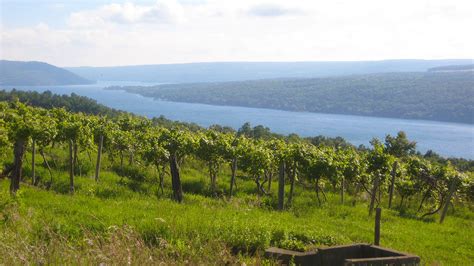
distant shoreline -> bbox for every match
[106,71,474,125]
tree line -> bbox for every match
[0,89,122,117]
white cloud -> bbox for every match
[1,0,473,66]
[68,0,185,27]
[247,4,306,17]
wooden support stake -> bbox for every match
[388,161,398,208]
[95,135,103,182]
[369,176,379,216]
[374,207,381,246]
[229,158,237,198]
[340,176,345,204]
[69,139,75,194]
[31,139,36,185]
[278,162,285,210]
[440,181,457,224]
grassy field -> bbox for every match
[0,153,473,265]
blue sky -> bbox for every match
[1,0,473,67]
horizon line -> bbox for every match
[1,58,473,68]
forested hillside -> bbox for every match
[0,60,92,86]
[0,89,122,116]
[112,72,474,124]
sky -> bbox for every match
[0,0,473,67]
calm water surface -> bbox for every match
[4,81,473,159]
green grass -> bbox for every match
[0,153,473,265]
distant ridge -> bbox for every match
[67,59,473,83]
[0,60,93,86]
[428,64,474,72]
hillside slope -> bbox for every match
[111,72,474,124]
[0,60,93,86]
[1,92,472,264]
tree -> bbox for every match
[237,122,252,138]
[267,139,290,210]
[385,131,417,158]
[297,145,334,205]
[385,131,417,208]
[114,115,150,167]
[0,102,10,172]
[334,148,364,204]
[141,127,170,196]
[239,139,272,196]
[401,157,432,211]
[398,157,424,209]
[420,163,459,219]
[110,126,134,172]
[195,130,228,194]
[90,116,115,182]
[208,124,236,134]
[237,122,274,139]
[4,102,37,194]
[159,127,196,202]
[53,110,93,193]
[225,136,246,198]
[366,139,393,215]
[264,139,286,192]
[286,142,305,205]
[30,108,57,186]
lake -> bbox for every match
[4,81,473,159]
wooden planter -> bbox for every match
[265,244,420,266]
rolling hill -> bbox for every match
[0,60,93,86]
